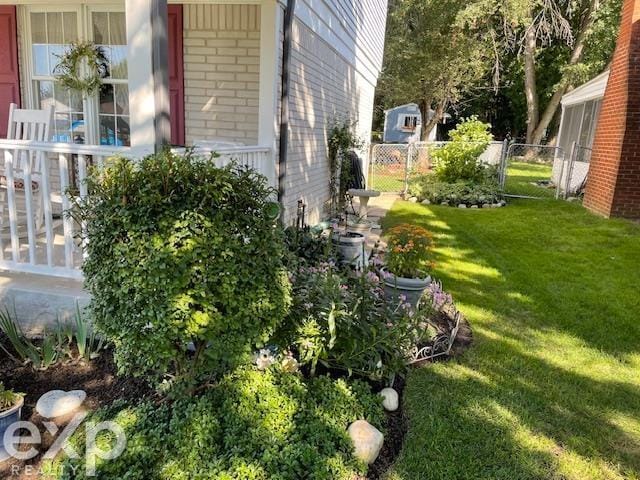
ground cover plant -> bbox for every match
[382,197,640,480]
[51,366,385,480]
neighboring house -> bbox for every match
[382,103,438,143]
[0,0,388,328]
[552,70,608,191]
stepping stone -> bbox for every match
[36,390,86,418]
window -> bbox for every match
[24,6,130,146]
[91,11,129,146]
[399,114,418,132]
[30,11,83,143]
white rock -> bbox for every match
[379,388,399,411]
[408,197,418,203]
[470,205,479,209]
[36,390,86,418]
[482,204,491,209]
[492,203,502,208]
[347,420,384,464]
[499,200,507,206]
[440,202,449,206]
[421,199,431,205]
[458,204,467,209]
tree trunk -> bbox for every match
[420,99,446,141]
[524,25,539,144]
[529,0,600,145]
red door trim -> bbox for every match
[168,4,185,146]
[0,6,21,139]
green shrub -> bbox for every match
[276,262,432,381]
[409,172,502,206]
[53,366,384,480]
[433,117,493,183]
[74,151,291,391]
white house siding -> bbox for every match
[182,4,261,146]
[283,0,388,225]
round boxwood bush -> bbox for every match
[75,151,291,389]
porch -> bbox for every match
[0,0,282,283]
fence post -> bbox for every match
[499,139,510,189]
[404,143,413,197]
[559,142,576,200]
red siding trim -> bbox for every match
[168,4,185,146]
[0,6,21,139]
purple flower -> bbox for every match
[366,271,380,283]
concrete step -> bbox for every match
[0,270,89,336]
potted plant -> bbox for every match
[381,224,434,307]
[346,213,372,235]
[0,383,24,440]
[332,221,366,268]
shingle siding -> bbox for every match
[183,4,261,146]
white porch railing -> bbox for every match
[0,140,273,280]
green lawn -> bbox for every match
[382,198,640,480]
[505,161,556,198]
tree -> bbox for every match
[465,0,622,144]
[377,0,491,140]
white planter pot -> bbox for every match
[382,268,432,308]
[333,232,366,267]
[346,221,372,235]
[0,396,23,442]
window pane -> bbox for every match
[110,13,126,45]
[110,46,127,79]
[93,12,109,44]
[49,45,67,76]
[53,114,71,143]
[32,45,49,76]
[53,83,71,113]
[71,114,85,144]
[37,81,54,109]
[99,84,115,114]
[47,13,63,44]
[31,13,47,43]
[99,115,116,145]
[114,84,129,115]
[63,12,78,43]
[70,89,83,112]
[116,116,130,146]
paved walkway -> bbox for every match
[350,193,399,251]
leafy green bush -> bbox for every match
[433,117,493,183]
[276,262,432,381]
[74,151,291,391]
[53,366,384,480]
[409,172,502,206]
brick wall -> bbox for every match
[182,4,261,146]
[584,0,640,219]
[283,19,376,225]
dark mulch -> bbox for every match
[0,350,154,479]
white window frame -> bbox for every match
[18,4,128,146]
[398,114,419,132]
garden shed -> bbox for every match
[552,70,608,191]
[384,103,427,143]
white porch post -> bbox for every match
[126,0,171,156]
[258,0,283,188]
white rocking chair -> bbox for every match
[1,103,54,234]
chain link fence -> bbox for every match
[500,143,566,199]
[368,141,506,194]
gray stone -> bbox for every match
[347,420,384,464]
[440,202,449,206]
[36,390,86,418]
[492,203,502,208]
[379,388,399,411]
[421,199,431,205]
[458,204,467,209]
[499,200,507,206]
[408,197,418,203]
[482,204,491,209]
[470,205,479,209]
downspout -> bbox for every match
[278,0,295,211]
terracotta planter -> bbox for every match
[382,268,432,308]
[332,232,366,267]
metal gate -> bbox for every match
[561,142,592,198]
[369,141,506,194]
[499,143,566,199]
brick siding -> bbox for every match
[584,0,640,219]
[182,4,261,146]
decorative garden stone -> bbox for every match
[440,201,449,206]
[482,204,491,209]
[347,420,384,464]
[458,204,467,209]
[379,387,399,411]
[36,390,86,418]
[421,199,431,205]
[408,197,418,203]
[281,356,299,373]
[470,205,479,209]
[255,349,275,370]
